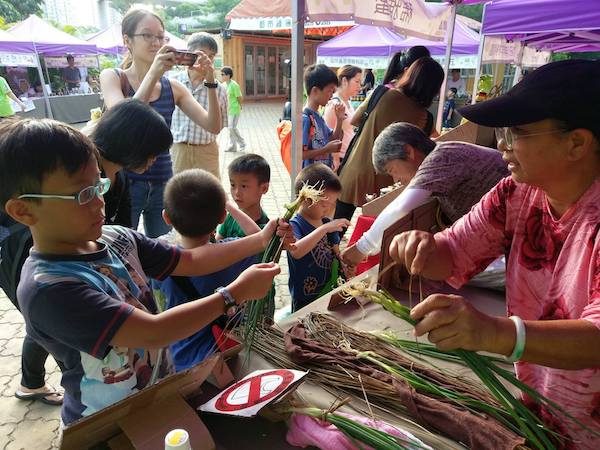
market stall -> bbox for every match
[227,0,453,198]
[7,15,101,123]
[18,93,102,123]
[469,0,600,102]
[61,266,513,450]
[316,18,480,70]
[316,17,479,127]
[0,29,53,117]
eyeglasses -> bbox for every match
[18,178,111,206]
[132,33,170,44]
[495,127,568,150]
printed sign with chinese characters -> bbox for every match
[306,0,450,41]
[0,52,37,67]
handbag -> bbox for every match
[337,84,389,175]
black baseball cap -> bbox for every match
[459,59,600,132]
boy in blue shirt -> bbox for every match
[302,64,345,169]
[154,169,263,371]
[0,118,282,426]
[287,163,351,312]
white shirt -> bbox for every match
[170,70,228,145]
[447,77,466,96]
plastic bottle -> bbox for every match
[164,429,192,450]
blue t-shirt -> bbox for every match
[302,107,333,168]
[17,226,180,426]
[152,240,257,372]
[288,215,341,312]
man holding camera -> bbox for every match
[170,32,228,179]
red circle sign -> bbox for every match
[214,369,296,412]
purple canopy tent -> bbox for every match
[316,22,479,58]
[483,0,600,53]
[0,29,35,54]
[317,25,407,59]
[6,15,102,119]
[317,18,479,69]
[9,15,98,56]
[0,26,55,118]
[468,0,600,102]
[88,23,188,56]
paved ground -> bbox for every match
[0,100,303,449]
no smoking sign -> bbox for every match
[199,369,308,417]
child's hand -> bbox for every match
[260,219,294,249]
[334,102,346,121]
[323,218,351,233]
[276,219,297,251]
[228,263,281,302]
[324,139,343,154]
[260,219,277,248]
[225,200,238,213]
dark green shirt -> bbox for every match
[217,209,269,239]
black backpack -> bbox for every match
[337,84,389,175]
[0,212,32,308]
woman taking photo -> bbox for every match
[323,65,362,171]
[335,56,444,222]
[100,8,221,237]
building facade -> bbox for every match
[43,0,121,29]
[220,31,320,100]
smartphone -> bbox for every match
[173,51,197,67]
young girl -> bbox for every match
[100,9,221,237]
[323,65,362,171]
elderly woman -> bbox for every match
[342,122,508,266]
[388,59,600,448]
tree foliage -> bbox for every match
[165,0,240,30]
[0,0,43,23]
[109,0,144,15]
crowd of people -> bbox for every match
[0,6,599,448]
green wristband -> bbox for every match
[506,315,526,363]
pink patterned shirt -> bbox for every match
[437,177,600,449]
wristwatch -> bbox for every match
[216,286,238,317]
[204,81,218,89]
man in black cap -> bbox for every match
[388,59,600,447]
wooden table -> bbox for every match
[209,267,508,449]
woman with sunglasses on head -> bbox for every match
[100,8,221,238]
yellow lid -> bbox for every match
[164,429,189,449]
